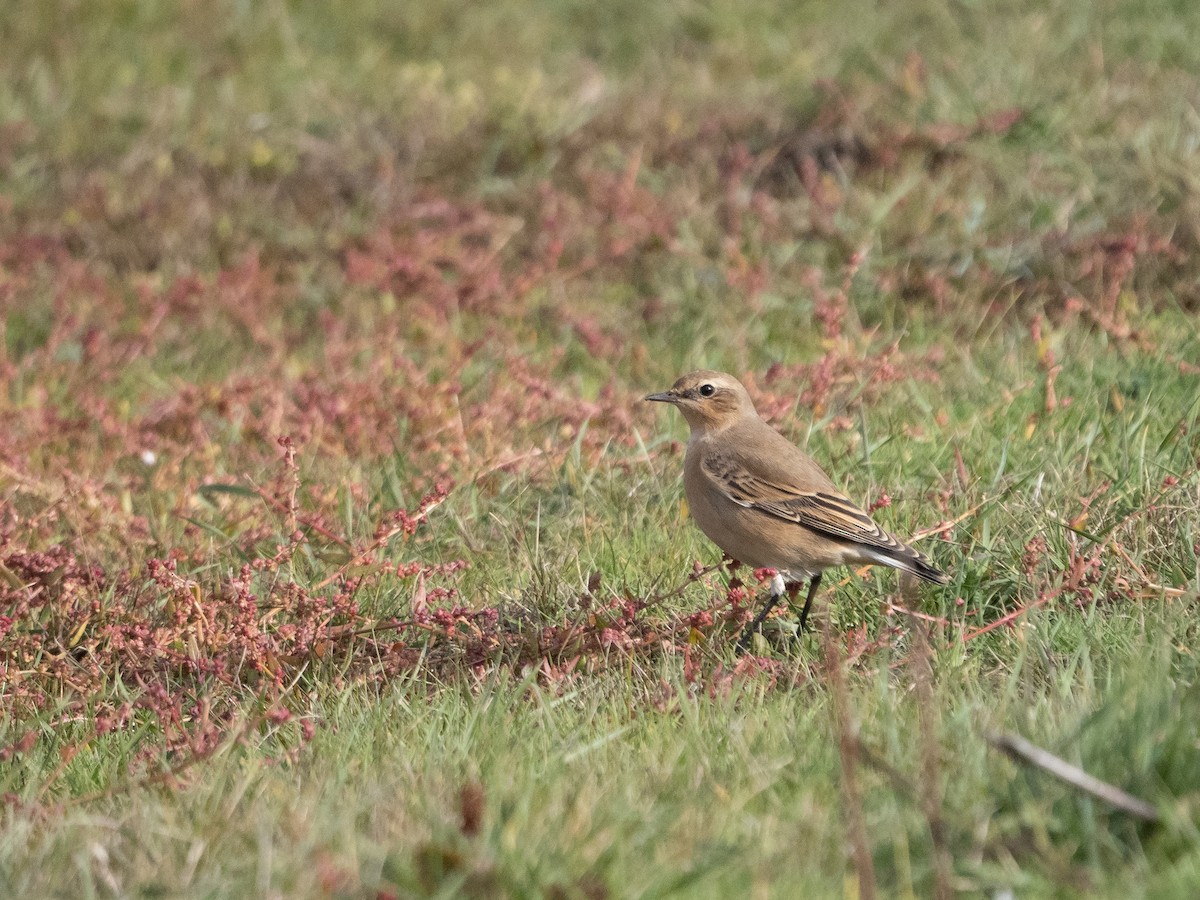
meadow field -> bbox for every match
[3,0,1200,895]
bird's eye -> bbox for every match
[699,383,716,397]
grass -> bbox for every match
[3,0,1200,895]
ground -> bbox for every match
[2,0,1200,896]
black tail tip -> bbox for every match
[899,549,949,584]
[914,560,950,585]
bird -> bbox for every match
[645,370,948,650]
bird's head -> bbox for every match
[644,370,757,433]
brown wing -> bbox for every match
[700,449,911,557]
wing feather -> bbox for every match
[699,443,948,584]
[701,451,906,554]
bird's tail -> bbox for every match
[864,541,949,585]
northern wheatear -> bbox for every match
[646,370,947,649]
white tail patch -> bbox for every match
[861,548,910,572]
[860,547,947,583]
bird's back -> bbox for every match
[720,417,840,496]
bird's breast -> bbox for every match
[683,447,775,569]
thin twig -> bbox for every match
[960,592,1055,642]
[885,601,951,626]
[986,731,1160,823]
[855,740,917,799]
[911,624,953,900]
[908,499,990,543]
[644,562,726,609]
[1108,541,1187,598]
[824,614,877,900]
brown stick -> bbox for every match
[986,731,1160,823]
[910,624,953,900]
[823,615,877,900]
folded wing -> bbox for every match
[702,449,948,583]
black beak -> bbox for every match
[644,391,678,403]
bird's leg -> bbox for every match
[736,573,786,652]
[794,573,822,635]
[784,580,802,620]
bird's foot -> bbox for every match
[735,577,787,654]
[784,580,805,637]
[739,576,821,653]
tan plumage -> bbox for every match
[646,370,947,646]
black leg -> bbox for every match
[795,573,822,635]
[736,578,785,653]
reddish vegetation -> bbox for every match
[0,140,731,772]
[0,456,785,772]
[2,85,1195,774]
